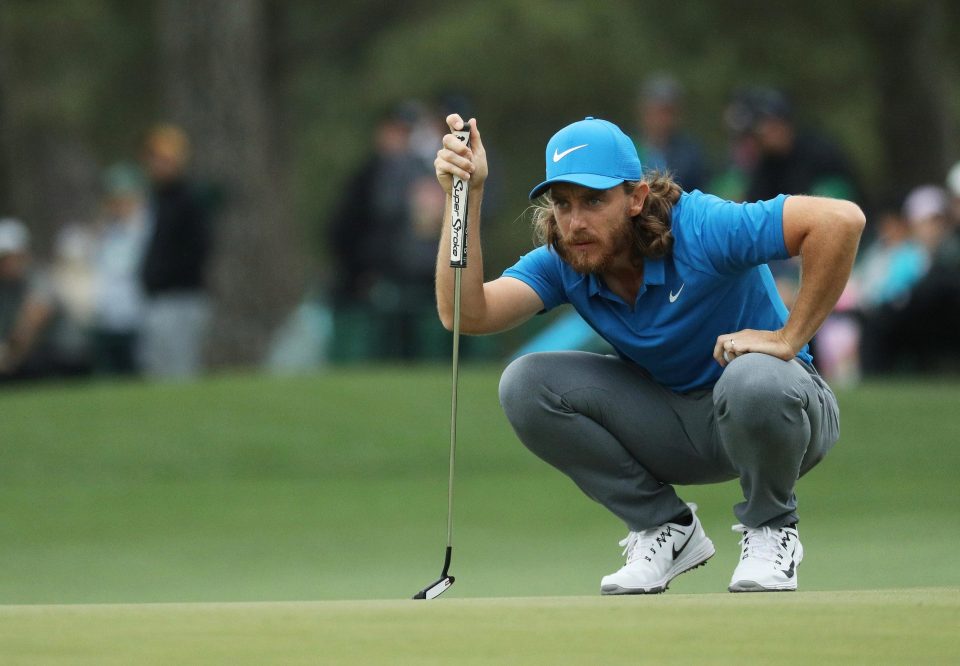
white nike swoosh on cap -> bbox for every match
[552,144,589,162]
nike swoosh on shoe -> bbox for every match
[671,529,695,560]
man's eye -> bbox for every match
[588,197,602,205]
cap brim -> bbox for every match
[528,173,625,200]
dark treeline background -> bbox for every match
[0,0,957,366]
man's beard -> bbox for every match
[555,216,633,274]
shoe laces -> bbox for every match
[619,511,694,564]
[732,524,791,564]
[619,530,656,564]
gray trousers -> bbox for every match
[139,293,211,379]
[499,351,839,530]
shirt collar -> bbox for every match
[586,256,666,299]
[644,256,666,285]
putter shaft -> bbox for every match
[447,267,461,553]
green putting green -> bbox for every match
[1,589,957,664]
[0,368,957,607]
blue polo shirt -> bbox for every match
[502,190,812,393]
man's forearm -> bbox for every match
[781,210,864,351]
[435,185,486,331]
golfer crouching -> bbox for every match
[433,114,863,594]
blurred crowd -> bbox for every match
[4,78,960,385]
[0,124,215,383]
[825,178,960,383]
[325,94,499,362]
[325,78,960,385]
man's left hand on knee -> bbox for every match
[713,328,798,367]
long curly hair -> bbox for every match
[531,171,681,264]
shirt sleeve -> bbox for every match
[683,192,791,275]
[501,245,566,311]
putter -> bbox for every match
[413,122,471,600]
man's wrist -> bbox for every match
[777,328,805,355]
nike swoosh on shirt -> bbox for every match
[671,529,695,560]
[669,283,685,302]
[552,144,589,162]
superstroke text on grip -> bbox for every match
[449,123,471,268]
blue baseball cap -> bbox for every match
[528,117,642,200]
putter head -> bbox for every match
[413,575,455,600]
[413,546,455,599]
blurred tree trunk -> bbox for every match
[155,0,308,368]
[865,1,954,199]
[0,13,11,216]
[0,6,99,254]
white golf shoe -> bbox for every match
[600,503,715,595]
[728,523,804,592]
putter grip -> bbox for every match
[449,122,471,268]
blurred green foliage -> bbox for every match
[0,0,155,156]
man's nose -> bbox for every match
[568,205,588,230]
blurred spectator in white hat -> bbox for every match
[903,185,955,261]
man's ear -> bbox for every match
[628,182,650,216]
